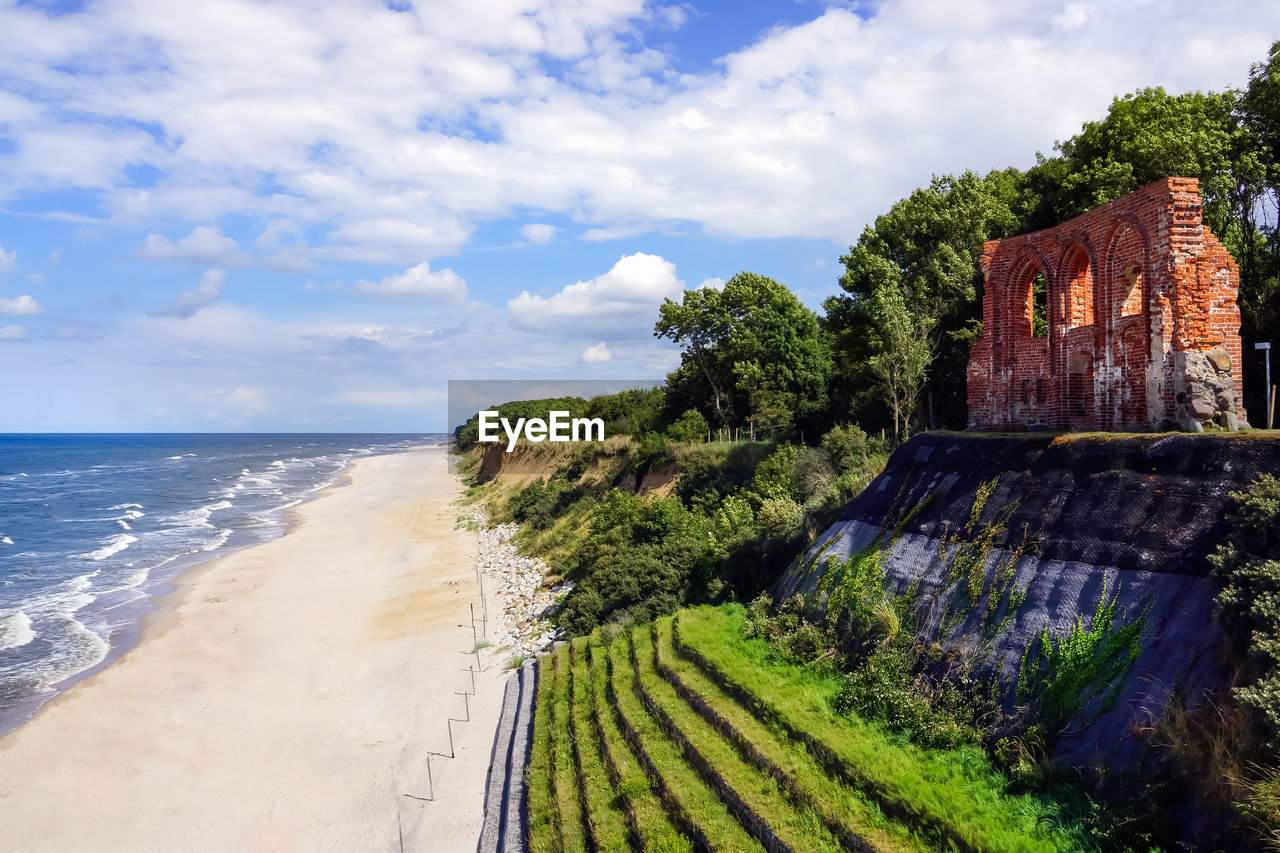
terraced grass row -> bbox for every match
[568,637,630,853]
[674,605,1075,853]
[650,616,931,853]
[606,631,766,853]
[526,645,558,853]
[585,638,680,848]
[632,623,853,853]
[551,644,589,853]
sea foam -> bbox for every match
[0,611,35,651]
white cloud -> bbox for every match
[48,250,60,263]
[303,279,344,292]
[0,1,1273,262]
[150,269,226,319]
[329,387,443,407]
[137,226,241,264]
[0,325,29,341]
[581,341,612,363]
[355,261,468,304]
[136,225,313,271]
[26,273,45,284]
[520,223,557,244]
[0,246,15,273]
[0,295,44,316]
[698,277,725,290]
[509,252,682,336]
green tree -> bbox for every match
[657,273,831,437]
[865,286,934,443]
[654,287,730,423]
[825,170,1030,430]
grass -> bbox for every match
[568,637,631,852]
[675,605,1083,853]
[630,623,845,853]
[551,644,589,853]
[585,637,679,847]
[651,615,933,853]
[606,631,766,853]
[526,645,558,853]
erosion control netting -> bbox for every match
[840,432,1280,577]
[787,432,1280,766]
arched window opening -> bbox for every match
[1031,272,1048,337]
[1120,263,1143,317]
[1064,245,1094,328]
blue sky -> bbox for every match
[1,0,1277,431]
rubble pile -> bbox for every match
[473,509,570,656]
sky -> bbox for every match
[1,0,1278,432]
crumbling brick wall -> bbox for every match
[967,177,1246,431]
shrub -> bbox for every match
[757,496,803,538]
[666,408,709,443]
[821,423,871,476]
[751,443,800,501]
[1211,474,1280,736]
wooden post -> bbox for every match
[1271,385,1276,430]
[455,691,470,720]
[427,754,434,799]
[446,718,455,758]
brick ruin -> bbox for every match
[967,177,1246,432]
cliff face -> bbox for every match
[782,432,1280,766]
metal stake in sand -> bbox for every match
[455,690,470,720]
[446,717,455,758]
[462,664,476,693]
[427,754,435,800]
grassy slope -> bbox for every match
[527,647,559,853]
[586,638,678,847]
[551,644,589,853]
[568,637,631,853]
[676,606,1078,853]
[651,616,933,853]
[630,624,845,853]
[607,631,766,853]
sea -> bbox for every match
[0,433,444,735]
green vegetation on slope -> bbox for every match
[568,637,630,853]
[675,605,1081,853]
[527,607,1104,853]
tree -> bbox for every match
[864,286,933,443]
[656,273,831,437]
[824,170,1030,431]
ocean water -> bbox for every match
[0,433,441,734]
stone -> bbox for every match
[1207,348,1232,373]
[1189,398,1217,419]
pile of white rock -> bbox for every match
[474,509,571,657]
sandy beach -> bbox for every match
[0,446,506,851]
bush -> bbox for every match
[757,496,803,538]
[1211,474,1280,735]
[666,408,709,443]
[751,443,800,501]
[821,423,871,476]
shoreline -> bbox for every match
[0,444,509,850]
[0,442,435,739]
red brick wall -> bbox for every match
[967,178,1246,431]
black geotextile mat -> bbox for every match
[841,432,1280,577]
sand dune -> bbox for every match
[0,446,505,851]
